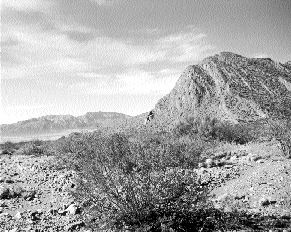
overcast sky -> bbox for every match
[1,0,291,124]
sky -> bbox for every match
[1,0,291,124]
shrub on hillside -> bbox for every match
[1,141,17,155]
[173,117,256,144]
[18,140,51,156]
[268,119,291,158]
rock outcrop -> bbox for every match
[148,52,291,130]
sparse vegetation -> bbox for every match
[55,132,208,230]
[173,117,256,144]
[51,126,291,231]
[268,118,291,158]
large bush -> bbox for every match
[56,132,214,230]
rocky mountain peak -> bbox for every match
[147,52,291,130]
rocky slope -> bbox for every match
[1,112,131,136]
[146,52,291,130]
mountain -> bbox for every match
[144,52,291,130]
[0,112,131,136]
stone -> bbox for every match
[0,186,10,199]
[11,186,23,197]
[66,203,80,215]
[205,158,214,168]
[0,212,10,217]
[5,179,14,184]
[30,210,42,221]
[259,197,277,206]
[22,190,36,201]
[15,211,22,219]
[65,221,85,231]
[0,200,7,207]
[198,163,204,168]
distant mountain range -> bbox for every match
[0,112,131,136]
[144,52,291,130]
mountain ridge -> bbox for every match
[1,112,131,136]
[144,52,291,130]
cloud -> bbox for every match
[1,10,214,103]
[89,0,119,6]
[68,68,180,96]
[2,0,50,11]
[2,10,214,77]
[154,32,215,63]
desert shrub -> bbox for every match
[18,140,47,156]
[268,119,291,157]
[173,121,194,137]
[173,117,256,144]
[1,141,15,150]
[215,122,256,144]
[1,141,17,155]
[56,132,214,230]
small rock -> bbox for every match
[205,158,214,168]
[30,210,42,221]
[48,208,58,216]
[58,209,67,216]
[259,197,277,206]
[5,179,14,184]
[66,204,80,215]
[0,186,10,199]
[15,211,22,219]
[229,155,237,162]
[198,163,204,168]
[65,221,85,231]
[0,200,7,207]
[0,212,10,217]
[11,186,23,197]
[22,190,36,201]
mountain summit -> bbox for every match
[148,52,291,129]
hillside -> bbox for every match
[0,112,131,136]
[143,52,291,131]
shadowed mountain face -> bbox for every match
[147,52,291,130]
[0,112,131,136]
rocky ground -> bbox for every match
[0,154,87,232]
[211,141,291,217]
[1,140,291,231]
